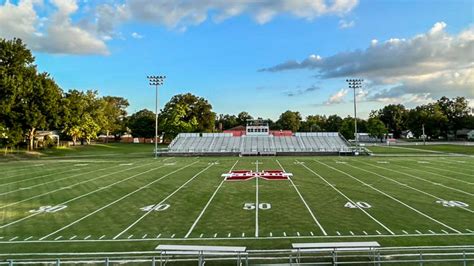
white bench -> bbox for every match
[155,245,247,266]
[292,241,380,263]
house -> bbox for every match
[401,130,414,139]
[34,131,60,148]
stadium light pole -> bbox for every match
[346,79,363,153]
[147,75,166,159]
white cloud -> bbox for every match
[326,88,348,104]
[0,0,359,55]
[99,0,358,31]
[261,22,474,104]
[131,32,143,39]
[0,0,108,55]
[339,19,355,29]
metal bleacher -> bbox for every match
[167,132,351,155]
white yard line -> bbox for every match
[358,161,474,197]
[113,162,214,239]
[0,167,84,188]
[0,164,73,182]
[297,160,395,235]
[429,159,474,170]
[315,159,462,234]
[276,159,327,236]
[0,160,161,214]
[419,164,474,178]
[184,160,239,238]
[0,161,81,180]
[38,161,198,240]
[395,164,474,185]
[254,160,261,238]
[344,162,474,214]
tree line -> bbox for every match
[1,38,473,150]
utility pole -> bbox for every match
[147,75,166,159]
[422,123,426,146]
[346,79,363,154]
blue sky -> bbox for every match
[1,0,473,119]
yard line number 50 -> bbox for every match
[243,203,271,210]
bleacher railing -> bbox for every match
[2,246,473,265]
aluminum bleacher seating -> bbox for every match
[167,132,351,155]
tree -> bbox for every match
[101,96,129,141]
[237,112,253,125]
[62,90,104,145]
[161,93,215,139]
[127,109,156,138]
[325,115,343,132]
[339,117,367,140]
[436,96,471,138]
[406,103,448,139]
[81,114,101,144]
[276,110,302,132]
[301,115,326,132]
[161,103,198,139]
[375,104,407,138]
[367,117,387,141]
[0,38,62,149]
[216,114,239,130]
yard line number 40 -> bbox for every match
[140,204,170,212]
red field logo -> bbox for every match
[222,170,293,181]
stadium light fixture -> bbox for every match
[346,78,363,154]
[147,75,166,159]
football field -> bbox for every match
[0,147,473,255]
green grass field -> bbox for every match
[0,144,473,258]
[366,144,474,155]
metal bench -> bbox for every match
[292,241,380,263]
[155,244,247,266]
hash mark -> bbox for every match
[336,231,341,236]
[199,234,203,238]
[213,233,217,238]
[9,236,18,241]
[297,232,300,236]
[156,234,161,238]
[24,236,33,241]
[415,230,422,235]
[69,235,76,240]
[84,235,91,240]
[142,234,148,239]
[99,235,106,240]
[127,235,134,239]
[242,232,245,237]
[270,232,273,237]
[466,229,473,233]
[227,233,231,238]
[376,230,382,235]
[310,231,314,236]
[402,230,408,235]
[441,230,449,234]
[283,232,287,236]
[429,230,435,234]
[54,236,62,240]
[349,231,354,235]
[363,231,368,235]
[171,234,175,238]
